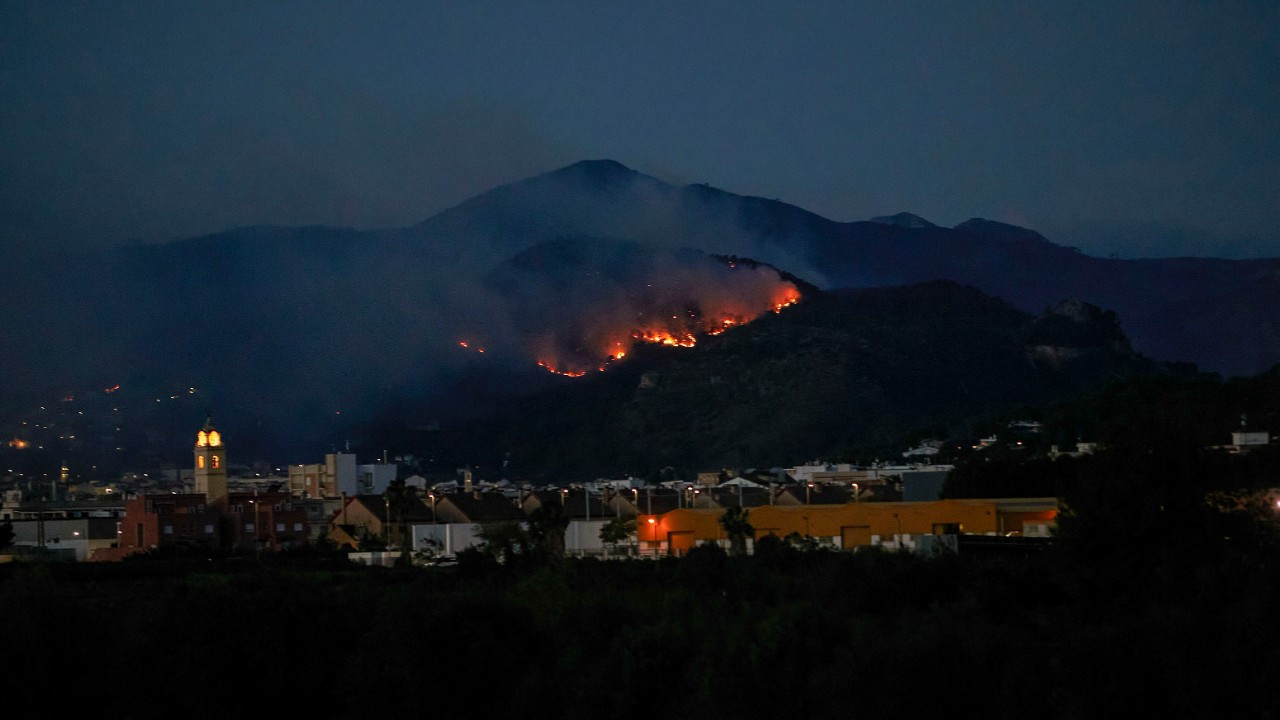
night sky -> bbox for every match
[2,1,1277,258]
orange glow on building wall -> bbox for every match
[647,499,1058,552]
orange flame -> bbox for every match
[500,264,801,379]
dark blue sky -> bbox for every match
[3,1,1276,257]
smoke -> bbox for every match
[460,238,800,376]
[0,161,823,464]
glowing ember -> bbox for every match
[632,329,697,347]
[538,360,588,377]
[772,289,801,313]
[480,257,801,379]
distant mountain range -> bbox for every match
[396,159,1280,377]
[2,159,1274,469]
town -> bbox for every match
[0,413,1078,564]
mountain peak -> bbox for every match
[550,159,640,182]
[868,212,936,229]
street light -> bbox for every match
[249,498,261,555]
[851,482,859,503]
[806,482,814,504]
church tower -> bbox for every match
[194,415,228,504]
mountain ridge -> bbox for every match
[3,158,1278,469]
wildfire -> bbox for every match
[531,283,802,378]
[537,360,589,377]
[486,258,802,379]
[772,289,801,313]
[631,329,697,347]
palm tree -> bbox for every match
[718,505,754,556]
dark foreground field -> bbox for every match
[4,533,1277,720]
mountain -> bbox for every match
[371,278,1179,482]
[869,212,937,228]
[398,160,1280,377]
[2,159,1275,469]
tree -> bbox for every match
[0,520,13,553]
[526,502,569,559]
[599,517,636,555]
[717,505,754,556]
[476,521,528,564]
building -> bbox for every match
[1230,430,1270,453]
[328,492,434,549]
[409,490,525,557]
[193,415,228,503]
[288,453,356,499]
[638,497,1059,556]
[90,418,309,560]
[288,453,398,499]
[0,515,120,561]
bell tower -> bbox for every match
[194,415,228,503]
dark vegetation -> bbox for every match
[3,516,1277,719]
[392,279,1183,482]
[6,370,1280,719]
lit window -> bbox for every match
[204,525,214,534]
[211,455,219,469]
[163,526,173,534]
[197,456,205,469]
[276,523,285,532]
[245,523,255,531]
[293,523,303,531]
